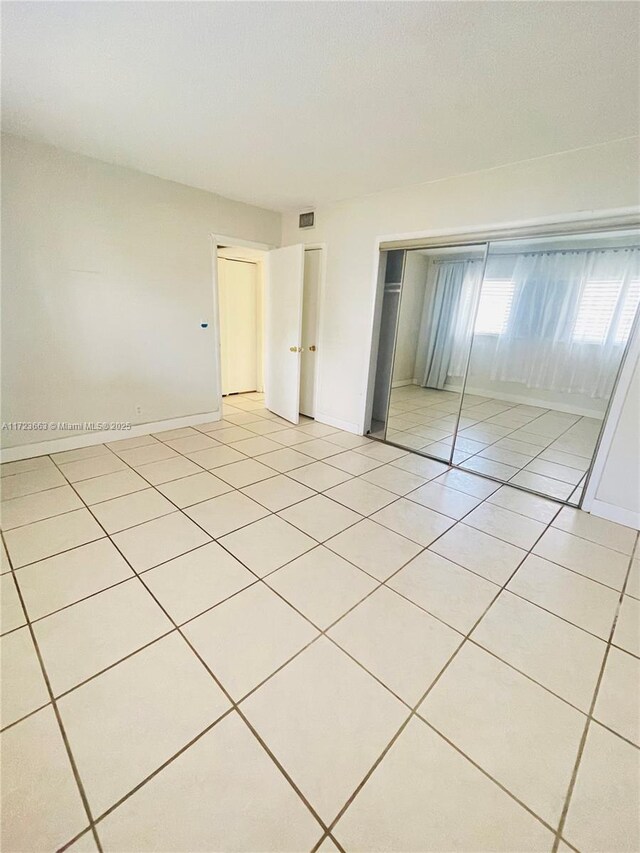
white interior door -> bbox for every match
[265,244,305,423]
[218,258,258,395]
[300,249,321,417]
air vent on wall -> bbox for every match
[299,211,315,229]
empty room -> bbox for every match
[1,2,639,852]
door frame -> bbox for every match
[301,244,327,419]
[210,234,275,418]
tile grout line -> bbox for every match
[0,528,104,853]
[378,496,639,703]
[60,443,574,852]
[389,393,537,439]
[551,530,640,852]
[48,629,175,703]
[383,485,636,578]
[391,394,597,499]
[64,706,232,835]
[491,587,620,644]
[0,698,51,735]
[39,418,512,846]
[4,466,355,571]
[7,453,416,712]
[390,392,596,503]
[95,442,441,704]
[8,423,634,714]
[3,399,634,850]
[417,713,562,835]
[15,497,613,746]
[5,424,633,660]
[55,430,418,598]
[384,579,613,718]
[46,446,345,849]
[316,496,566,848]
[18,523,421,714]
[0,626,176,732]
[24,476,618,756]
[7,489,372,634]
[477,422,592,495]
[380,427,583,510]
[10,420,621,554]
[472,406,592,491]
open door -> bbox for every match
[300,248,321,418]
[264,244,305,423]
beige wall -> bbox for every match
[1,134,281,449]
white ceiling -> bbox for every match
[2,1,638,212]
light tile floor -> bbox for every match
[1,391,638,853]
[386,385,604,504]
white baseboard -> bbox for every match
[391,379,413,388]
[587,498,640,531]
[315,412,361,435]
[0,411,222,462]
[456,383,605,419]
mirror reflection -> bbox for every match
[458,230,640,503]
[372,226,640,505]
[387,245,486,462]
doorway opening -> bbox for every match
[217,245,266,397]
[214,241,323,424]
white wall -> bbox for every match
[1,134,280,452]
[592,360,640,523]
[464,336,610,418]
[282,137,640,523]
[586,325,640,528]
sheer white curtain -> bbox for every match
[488,247,640,399]
[416,259,482,388]
[448,260,483,377]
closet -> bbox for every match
[366,222,640,505]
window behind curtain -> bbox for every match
[474,279,514,335]
[572,279,624,343]
[474,249,640,347]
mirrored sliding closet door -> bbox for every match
[458,230,640,504]
[368,224,640,506]
[385,244,487,462]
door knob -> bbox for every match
[309,345,317,352]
